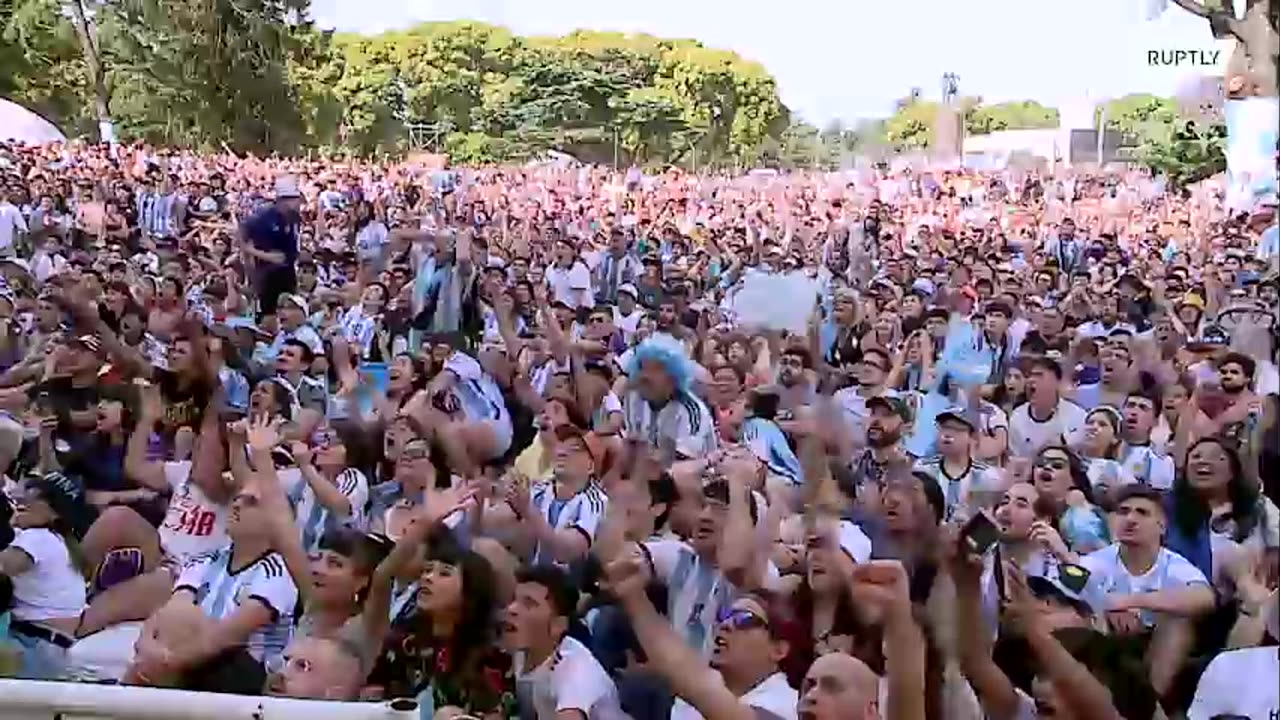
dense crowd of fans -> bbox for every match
[0,139,1277,720]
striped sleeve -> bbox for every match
[569,485,609,542]
[336,468,370,528]
[173,548,221,594]
[244,553,298,620]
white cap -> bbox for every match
[279,293,309,316]
[617,283,639,299]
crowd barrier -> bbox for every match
[0,680,420,720]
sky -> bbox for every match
[309,0,1234,125]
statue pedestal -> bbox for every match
[932,105,964,163]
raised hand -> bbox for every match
[246,414,282,453]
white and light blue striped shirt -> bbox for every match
[529,480,608,566]
[174,547,298,665]
[282,467,370,554]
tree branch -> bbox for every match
[1167,0,1247,40]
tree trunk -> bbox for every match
[1234,0,1279,96]
[67,0,114,142]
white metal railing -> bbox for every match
[0,680,421,720]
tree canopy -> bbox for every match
[1,6,790,165]
[876,95,1059,151]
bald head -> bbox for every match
[799,653,880,720]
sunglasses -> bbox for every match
[716,607,769,632]
[400,447,431,461]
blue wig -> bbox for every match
[627,334,695,395]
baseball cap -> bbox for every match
[935,406,977,431]
[1177,293,1206,311]
[867,395,913,423]
[617,283,639,299]
[1027,563,1099,616]
[279,294,310,316]
[1190,324,1230,349]
[911,278,936,297]
[27,471,97,540]
[553,424,605,466]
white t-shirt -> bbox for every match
[1008,399,1087,458]
[0,201,27,252]
[158,461,230,563]
[8,527,87,622]
[670,671,798,720]
[546,261,595,310]
[1188,646,1280,720]
[514,635,626,720]
[1079,544,1210,627]
[612,307,642,345]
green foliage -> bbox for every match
[1138,120,1227,189]
[1096,93,1181,145]
[1,0,94,136]
[3,11,790,163]
[966,100,1060,135]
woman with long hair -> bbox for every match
[366,514,515,718]
[282,422,375,554]
[1030,444,1109,554]
[374,352,429,427]
[1076,406,1137,495]
[992,363,1028,416]
[1165,436,1279,586]
[1,472,96,678]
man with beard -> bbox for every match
[1207,351,1265,446]
[774,347,816,411]
[977,482,1084,621]
[834,348,898,444]
[653,299,693,346]
[849,395,913,494]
